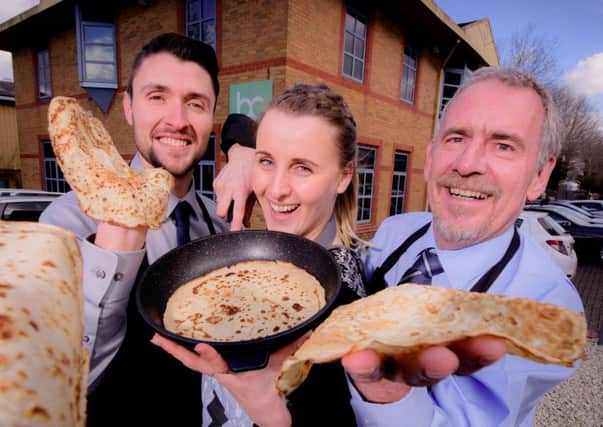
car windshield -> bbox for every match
[1,201,52,221]
[538,215,568,236]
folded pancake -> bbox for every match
[0,221,88,426]
[164,260,326,341]
[277,284,586,396]
[48,96,173,229]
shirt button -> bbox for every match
[114,272,124,281]
[95,269,106,279]
[83,335,90,343]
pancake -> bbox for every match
[277,284,586,396]
[163,260,326,341]
[48,96,173,229]
[0,221,88,426]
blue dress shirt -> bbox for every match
[353,212,584,427]
[39,153,229,390]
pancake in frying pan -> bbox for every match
[164,260,326,342]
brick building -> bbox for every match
[0,0,497,236]
[0,80,20,187]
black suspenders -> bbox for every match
[366,222,430,294]
[366,221,520,295]
[469,228,520,293]
[195,192,217,236]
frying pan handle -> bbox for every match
[223,351,270,372]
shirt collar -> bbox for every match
[314,215,337,249]
[436,226,515,289]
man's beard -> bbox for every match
[147,150,196,179]
[431,171,499,245]
[432,209,487,245]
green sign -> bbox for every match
[229,80,273,119]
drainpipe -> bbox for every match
[425,38,460,211]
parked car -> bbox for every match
[0,189,63,198]
[546,200,603,220]
[524,204,603,262]
[567,199,603,214]
[527,200,603,223]
[516,211,578,279]
[0,190,62,222]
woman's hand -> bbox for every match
[151,333,309,427]
[213,144,256,231]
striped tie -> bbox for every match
[399,248,443,285]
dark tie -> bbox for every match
[207,391,227,427]
[171,201,191,246]
[399,248,443,285]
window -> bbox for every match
[357,145,375,223]
[400,44,417,104]
[42,140,70,193]
[194,133,216,200]
[390,152,408,215]
[37,48,51,99]
[75,4,117,88]
[342,7,367,82]
[438,67,470,116]
[186,0,216,50]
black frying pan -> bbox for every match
[135,230,341,372]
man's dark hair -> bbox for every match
[126,32,219,100]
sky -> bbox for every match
[435,0,603,124]
[0,0,601,120]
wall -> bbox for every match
[10,0,466,236]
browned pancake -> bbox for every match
[0,221,88,426]
[164,260,326,341]
[277,284,586,396]
[48,96,173,229]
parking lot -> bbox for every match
[573,257,603,337]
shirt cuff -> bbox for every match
[79,234,145,306]
[348,380,434,427]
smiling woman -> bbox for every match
[151,84,367,427]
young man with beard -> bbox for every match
[219,66,584,426]
[40,33,233,426]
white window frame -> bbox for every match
[342,7,367,83]
[37,48,52,99]
[357,145,376,223]
[42,140,70,193]
[390,151,408,215]
[400,44,417,104]
[75,4,118,89]
[186,0,217,50]
[194,133,216,200]
[438,66,471,117]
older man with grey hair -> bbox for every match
[343,66,583,427]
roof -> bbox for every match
[0,0,64,33]
[419,0,499,66]
[0,0,498,67]
[458,19,499,66]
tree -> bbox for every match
[552,87,603,178]
[499,25,559,86]
[547,156,569,195]
[501,26,603,196]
